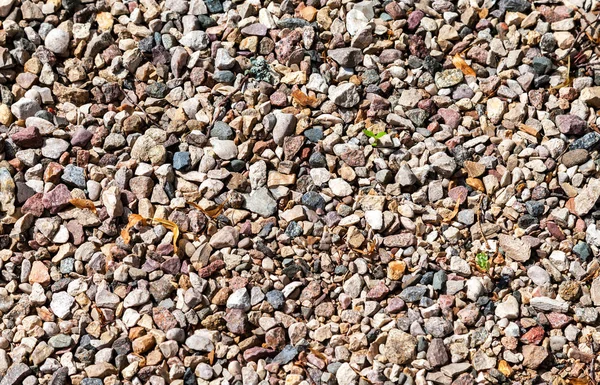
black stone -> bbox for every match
[204,0,223,13]
[277,18,310,28]
[570,132,600,150]
[499,0,531,12]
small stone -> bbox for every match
[328,83,360,108]
[45,29,70,55]
[50,292,74,318]
[328,48,363,67]
[185,335,214,352]
[385,329,416,364]
[179,31,210,50]
[555,114,586,135]
[522,345,548,369]
[435,69,464,88]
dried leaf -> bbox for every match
[153,218,180,253]
[518,124,541,138]
[70,198,97,214]
[291,89,319,108]
[441,200,460,223]
[121,214,146,245]
[208,350,215,365]
[309,349,329,365]
[466,177,485,192]
[452,54,476,77]
[188,201,225,218]
[568,379,591,385]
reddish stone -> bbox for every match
[546,221,566,240]
[385,2,404,19]
[156,243,174,257]
[229,276,248,291]
[77,150,90,167]
[265,327,286,349]
[22,193,45,217]
[11,126,43,148]
[8,158,23,171]
[445,136,462,150]
[575,218,586,232]
[340,149,366,167]
[198,259,225,278]
[269,91,288,107]
[427,122,440,134]
[243,347,277,362]
[408,34,427,58]
[449,186,468,204]
[546,312,572,329]
[43,162,64,183]
[42,184,72,214]
[152,307,178,331]
[66,220,84,245]
[299,281,321,302]
[225,308,250,335]
[307,353,326,370]
[383,233,416,247]
[438,108,461,129]
[160,257,181,274]
[366,281,389,300]
[452,373,475,385]
[520,325,545,345]
[539,5,572,23]
[407,9,424,30]
[283,136,304,160]
[29,261,51,286]
[386,297,405,313]
[438,295,454,311]
[300,147,312,160]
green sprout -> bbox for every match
[476,252,489,271]
[363,129,386,147]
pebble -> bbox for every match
[44,29,70,55]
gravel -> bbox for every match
[1,0,600,384]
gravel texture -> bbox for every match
[1,0,600,385]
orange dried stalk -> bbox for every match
[291,89,319,108]
[121,214,181,253]
[70,198,97,214]
[188,201,225,218]
[153,218,180,253]
[452,54,476,77]
[121,214,146,245]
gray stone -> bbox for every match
[328,48,364,67]
[328,83,360,108]
[179,31,210,50]
[45,29,70,55]
[185,335,214,352]
[243,187,277,217]
[273,114,297,146]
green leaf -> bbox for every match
[475,252,489,271]
[374,132,386,139]
[363,129,375,138]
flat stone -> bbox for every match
[498,234,531,262]
[384,329,416,364]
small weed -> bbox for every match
[475,252,489,271]
[363,129,386,147]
